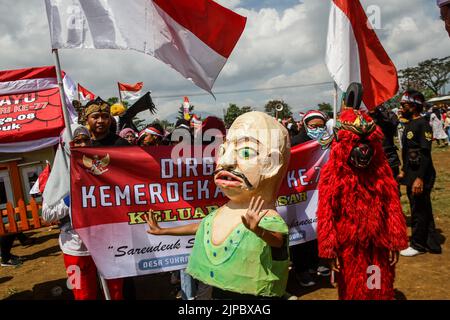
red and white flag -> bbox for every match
[30,162,51,195]
[45,0,247,94]
[325,0,398,110]
[78,83,96,102]
[118,82,143,101]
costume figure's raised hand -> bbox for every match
[241,196,268,234]
[144,209,163,235]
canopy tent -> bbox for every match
[427,95,450,104]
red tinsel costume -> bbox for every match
[317,109,408,300]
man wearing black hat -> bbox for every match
[398,90,442,257]
[85,98,130,147]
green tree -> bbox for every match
[107,97,129,107]
[317,102,332,113]
[264,100,292,120]
[133,117,146,131]
[158,119,174,131]
[224,103,253,128]
[399,56,450,98]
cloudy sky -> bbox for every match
[0,0,449,122]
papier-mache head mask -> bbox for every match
[214,111,290,204]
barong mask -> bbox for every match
[335,109,377,169]
[214,112,290,204]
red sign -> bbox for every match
[71,146,226,230]
[0,87,65,143]
[69,143,329,278]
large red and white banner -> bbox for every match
[45,0,246,94]
[0,66,77,153]
[71,142,329,279]
[326,0,398,110]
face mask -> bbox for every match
[306,127,326,141]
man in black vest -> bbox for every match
[398,90,442,257]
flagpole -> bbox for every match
[53,48,114,300]
[77,84,81,104]
[333,82,338,121]
[52,49,73,140]
[99,275,111,300]
[118,82,123,104]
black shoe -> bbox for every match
[297,272,316,287]
[10,255,24,261]
[1,256,22,267]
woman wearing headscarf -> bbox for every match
[119,128,137,145]
[290,110,330,288]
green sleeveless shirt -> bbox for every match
[186,210,290,297]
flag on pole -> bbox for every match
[325,0,398,110]
[78,83,96,102]
[118,82,143,101]
[44,0,246,95]
[30,162,51,195]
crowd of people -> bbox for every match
[0,88,446,300]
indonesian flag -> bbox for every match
[78,83,96,102]
[325,0,399,110]
[30,162,51,195]
[45,0,247,94]
[118,82,143,101]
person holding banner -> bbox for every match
[85,98,130,147]
[137,123,166,146]
[119,128,138,145]
[43,126,124,300]
[290,110,330,287]
[145,111,291,299]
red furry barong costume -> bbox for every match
[317,109,408,300]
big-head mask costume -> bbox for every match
[186,111,291,298]
[214,111,291,206]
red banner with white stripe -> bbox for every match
[70,142,329,279]
[0,66,77,152]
